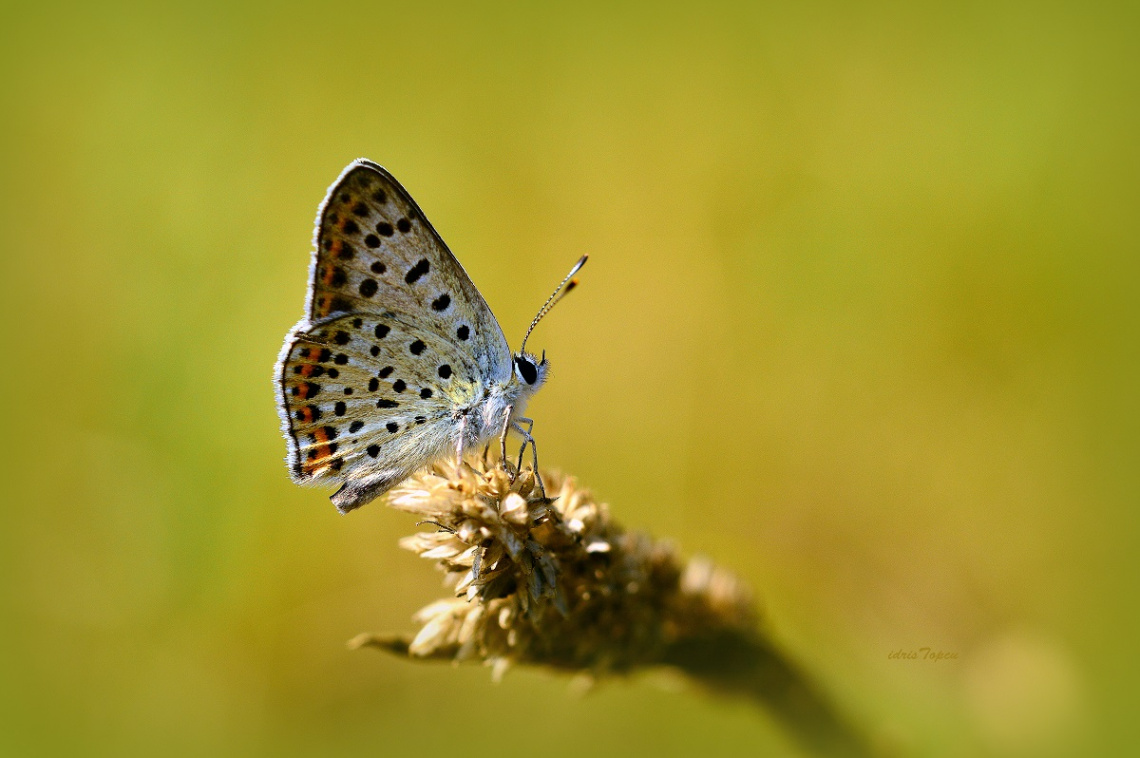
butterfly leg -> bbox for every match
[511,420,548,500]
[499,405,515,479]
[513,417,534,470]
[455,413,468,469]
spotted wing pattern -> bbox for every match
[275,161,511,509]
[303,160,508,377]
[279,312,482,484]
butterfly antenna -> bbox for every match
[520,255,588,353]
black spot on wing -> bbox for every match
[291,382,321,398]
[405,258,430,284]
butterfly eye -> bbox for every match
[515,356,538,385]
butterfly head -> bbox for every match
[512,350,549,393]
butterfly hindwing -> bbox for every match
[279,311,487,486]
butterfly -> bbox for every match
[275,159,585,513]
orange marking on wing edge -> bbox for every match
[303,427,333,475]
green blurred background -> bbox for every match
[2,1,1136,756]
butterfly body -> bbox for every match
[275,160,556,513]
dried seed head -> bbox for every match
[349,457,874,757]
[364,457,758,678]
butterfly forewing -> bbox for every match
[307,160,509,379]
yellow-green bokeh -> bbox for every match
[2,2,1136,756]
